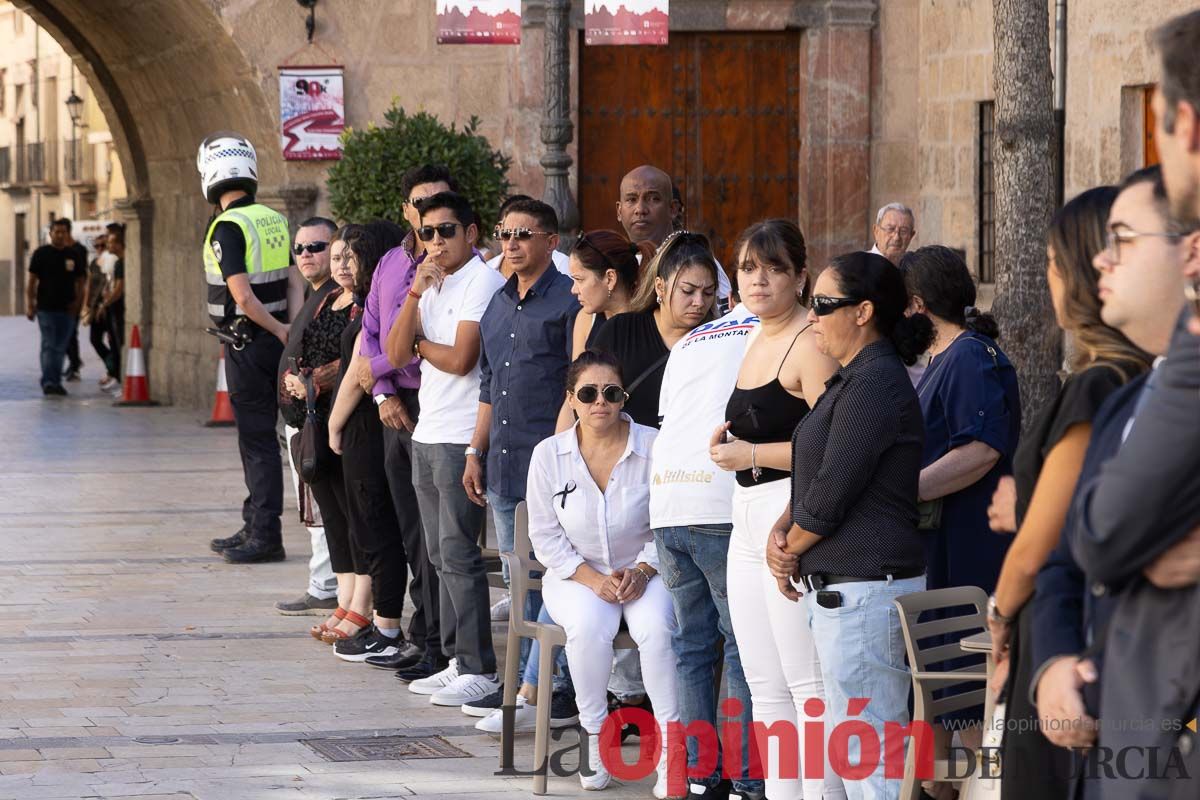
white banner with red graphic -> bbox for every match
[279,65,345,161]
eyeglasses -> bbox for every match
[878,225,914,238]
[1104,227,1182,262]
[572,384,628,405]
[417,222,464,242]
[402,195,436,208]
[293,241,329,255]
[811,295,862,316]
[497,227,555,242]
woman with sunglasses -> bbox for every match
[528,350,681,797]
[709,220,843,800]
[586,232,720,429]
[765,252,934,799]
[982,187,1150,800]
[323,222,415,663]
[280,222,357,641]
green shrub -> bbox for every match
[327,105,511,232]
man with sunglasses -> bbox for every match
[355,164,456,677]
[385,191,506,705]
[271,217,342,616]
[462,198,581,724]
[486,194,571,281]
[198,132,305,565]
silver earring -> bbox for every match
[656,294,663,304]
[607,288,613,299]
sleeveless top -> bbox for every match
[724,325,812,487]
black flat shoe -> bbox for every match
[210,526,248,552]
[364,640,424,671]
[221,539,286,564]
[394,653,451,683]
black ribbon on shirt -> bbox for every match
[553,480,577,509]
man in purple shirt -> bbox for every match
[354,164,455,674]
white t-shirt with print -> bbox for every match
[649,306,760,529]
[412,255,506,446]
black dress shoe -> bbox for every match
[210,526,248,552]
[394,652,451,683]
[364,640,424,671]
[221,539,286,564]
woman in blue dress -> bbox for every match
[903,245,1021,800]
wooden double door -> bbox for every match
[578,31,801,267]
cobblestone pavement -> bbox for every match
[0,318,661,799]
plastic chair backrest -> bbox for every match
[893,586,989,719]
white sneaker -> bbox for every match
[475,697,533,734]
[408,658,458,695]
[431,671,501,706]
[580,732,611,791]
[654,743,688,799]
[490,595,511,621]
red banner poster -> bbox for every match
[437,0,521,44]
[585,0,669,46]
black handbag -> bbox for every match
[290,372,331,483]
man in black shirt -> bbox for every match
[26,219,86,396]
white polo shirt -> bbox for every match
[412,255,506,446]
[649,306,760,528]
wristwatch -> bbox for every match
[373,393,393,407]
[465,446,485,459]
[987,594,1015,625]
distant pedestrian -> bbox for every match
[25,218,86,396]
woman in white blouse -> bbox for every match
[528,350,681,797]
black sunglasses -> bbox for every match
[811,295,862,316]
[292,241,329,255]
[417,222,464,242]
[572,384,628,405]
[497,227,555,242]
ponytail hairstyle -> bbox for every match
[571,229,647,295]
[827,251,936,366]
[565,349,626,392]
[630,230,720,320]
[902,245,1001,340]
[732,218,811,304]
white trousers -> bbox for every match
[543,572,680,736]
[726,479,846,800]
[284,424,337,599]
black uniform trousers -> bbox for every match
[382,388,440,654]
[225,333,284,544]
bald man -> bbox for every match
[615,164,732,305]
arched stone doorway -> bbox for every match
[13,0,316,406]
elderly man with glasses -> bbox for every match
[869,202,917,266]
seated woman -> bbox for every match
[528,350,680,798]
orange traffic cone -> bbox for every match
[114,324,159,406]
[205,346,236,427]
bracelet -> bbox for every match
[407,289,422,301]
[412,339,422,360]
[987,594,1015,625]
[750,443,763,482]
[633,564,652,582]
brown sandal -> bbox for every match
[320,610,371,644]
[310,607,347,640]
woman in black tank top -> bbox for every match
[714,220,845,800]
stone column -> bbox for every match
[258,184,319,232]
[797,0,876,268]
[540,0,579,248]
[114,195,154,346]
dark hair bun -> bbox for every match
[892,312,936,366]
[964,305,1001,339]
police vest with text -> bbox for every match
[203,203,291,326]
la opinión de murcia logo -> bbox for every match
[496,698,1194,790]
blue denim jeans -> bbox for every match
[523,603,571,692]
[489,489,543,681]
[805,574,925,800]
[36,310,74,389]
[655,524,762,795]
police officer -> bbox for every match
[198,132,299,564]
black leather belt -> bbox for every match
[800,567,924,593]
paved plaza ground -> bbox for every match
[0,317,659,799]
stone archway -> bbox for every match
[12,0,316,406]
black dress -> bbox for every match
[591,310,669,428]
[338,309,409,618]
[1000,362,1138,800]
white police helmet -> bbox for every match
[196,133,259,204]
